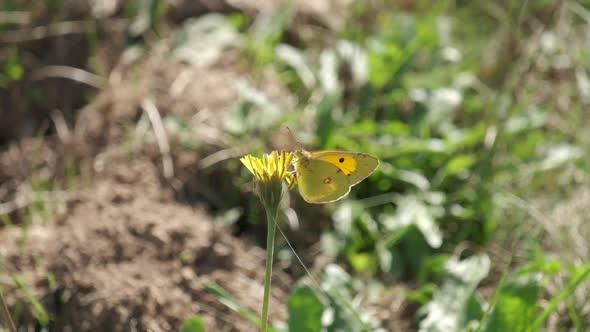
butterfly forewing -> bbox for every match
[310,151,379,185]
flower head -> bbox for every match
[241,150,295,209]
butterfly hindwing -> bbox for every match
[296,159,351,203]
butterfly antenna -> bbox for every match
[274,217,373,331]
[286,126,304,150]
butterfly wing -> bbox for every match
[295,158,351,204]
[310,151,379,185]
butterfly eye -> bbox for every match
[339,158,344,163]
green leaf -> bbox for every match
[128,0,157,37]
[14,276,49,326]
[227,12,251,30]
[418,254,451,284]
[381,194,444,249]
[401,226,433,276]
[484,275,541,332]
[517,247,562,275]
[288,285,324,332]
[4,49,23,81]
[320,265,375,331]
[173,14,241,68]
[182,316,207,332]
[407,284,436,305]
[445,154,475,177]
[5,60,23,81]
[418,254,490,332]
[205,281,273,331]
[347,251,376,273]
[368,42,404,88]
[247,2,296,65]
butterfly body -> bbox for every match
[293,150,379,204]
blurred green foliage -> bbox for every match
[182,316,207,332]
[0,49,23,85]
[229,1,590,331]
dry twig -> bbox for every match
[0,186,79,216]
[0,11,31,25]
[50,109,72,144]
[32,66,105,89]
[0,288,16,332]
[200,147,245,169]
[141,99,175,180]
[0,19,127,43]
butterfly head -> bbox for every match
[293,149,312,164]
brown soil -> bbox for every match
[0,32,295,328]
[0,12,295,327]
[0,149,290,331]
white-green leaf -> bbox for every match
[381,194,444,248]
[173,14,241,68]
[418,254,490,332]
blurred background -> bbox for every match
[1,0,589,331]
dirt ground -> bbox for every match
[0,145,293,331]
[0,2,296,329]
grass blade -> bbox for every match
[529,264,590,332]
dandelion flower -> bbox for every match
[240,150,295,332]
[240,150,295,209]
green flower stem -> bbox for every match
[261,206,278,332]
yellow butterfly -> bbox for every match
[293,150,379,204]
